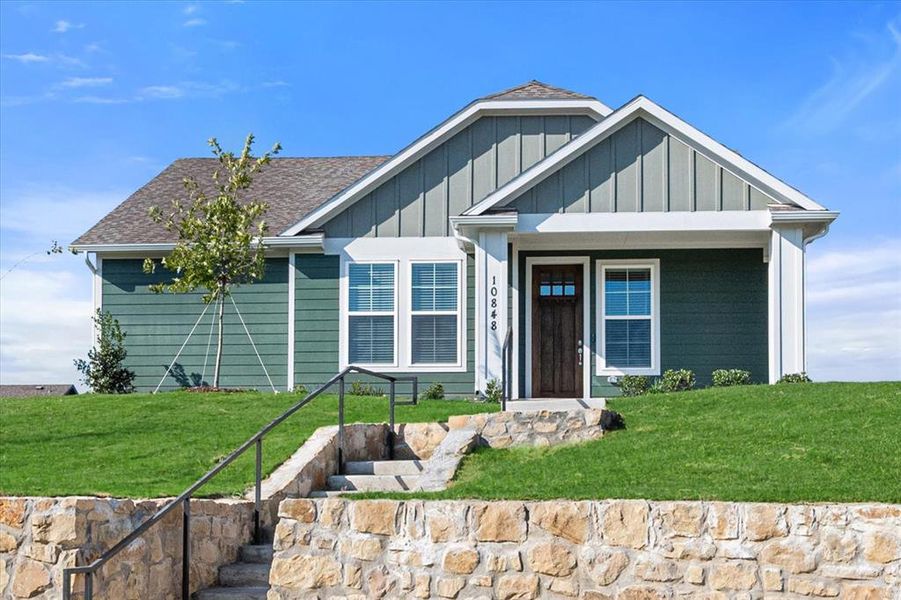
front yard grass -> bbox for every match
[0,390,496,498]
[408,382,901,503]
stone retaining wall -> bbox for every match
[0,496,254,599]
[269,498,900,599]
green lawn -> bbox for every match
[401,382,901,503]
[0,390,495,498]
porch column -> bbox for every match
[474,229,509,394]
[768,225,806,383]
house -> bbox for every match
[0,384,78,398]
[71,81,837,398]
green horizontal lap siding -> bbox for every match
[507,117,776,214]
[101,258,289,391]
[516,249,768,397]
[294,254,476,397]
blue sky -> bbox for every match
[1,1,899,385]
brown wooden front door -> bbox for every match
[531,264,584,398]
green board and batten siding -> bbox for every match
[516,249,769,397]
[507,117,774,214]
[294,254,477,396]
[322,115,597,238]
[101,258,289,391]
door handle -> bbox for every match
[577,340,583,367]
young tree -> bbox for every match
[74,310,136,393]
[144,134,281,388]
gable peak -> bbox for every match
[481,79,594,101]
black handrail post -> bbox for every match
[62,569,71,600]
[412,378,418,405]
[85,572,93,600]
[254,438,262,544]
[388,379,396,460]
[181,497,190,600]
[337,376,345,475]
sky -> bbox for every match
[0,1,899,386]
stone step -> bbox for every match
[193,586,269,600]
[327,474,420,492]
[344,460,423,476]
[218,562,271,587]
[239,544,274,564]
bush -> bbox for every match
[712,369,751,387]
[483,379,503,403]
[660,369,695,392]
[423,382,445,400]
[779,372,812,384]
[293,384,308,396]
[619,375,650,397]
[349,381,383,396]
[74,310,136,394]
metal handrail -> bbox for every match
[501,326,513,411]
[62,366,417,600]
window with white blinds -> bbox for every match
[347,263,395,364]
[598,260,660,375]
[411,262,459,364]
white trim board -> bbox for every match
[281,99,610,236]
[465,96,830,216]
[523,256,591,400]
[595,259,662,377]
[287,252,296,391]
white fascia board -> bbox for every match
[449,214,519,229]
[769,210,839,224]
[70,234,324,254]
[467,96,828,216]
[516,211,772,234]
[280,99,610,237]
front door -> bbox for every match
[531,264,584,398]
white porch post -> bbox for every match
[768,225,806,383]
[475,229,509,394]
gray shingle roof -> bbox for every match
[72,156,389,245]
[0,384,77,398]
[481,80,594,101]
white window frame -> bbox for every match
[342,260,399,369]
[596,258,661,376]
[407,259,466,370]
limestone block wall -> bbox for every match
[0,496,254,599]
[269,498,900,599]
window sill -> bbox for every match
[597,367,660,377]
[342,363,467,374]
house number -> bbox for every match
[489,276,498,331]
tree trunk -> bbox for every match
[212,288,225,388]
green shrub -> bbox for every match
[483,379,503,403]
[660,369,695,392]
[349,381,383,396]
[423,382,445,400]
[74,310,136,394]
[619,375,650,397]
[292,384,308,396]
[648,380,666,394]
[779,372,812,384]
[712,369,751,387]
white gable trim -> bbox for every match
[465,96,828,216]
[280,98,612,236]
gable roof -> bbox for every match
[281,86,610,236]
[0,384,77,398]
[72,156,389,245]
[481,80,594,101]
[465,96,829,215]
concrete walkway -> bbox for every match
[505,397,607,412]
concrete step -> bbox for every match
[239,544,273,564]
[344,460,423,476]
[308,489,352,498]
[193,586,269,600]
[327,474,420,492]
[218,562,270,587]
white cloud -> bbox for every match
[183,18,207,27]
[60,76,113,88]
[139,85,185,99]
[72,95,129,105]
[138,80,240,101]
[183,4,199,15]
[2,52,49,63]
[807,238,901,381]
[783,18,901,134]
[0,267,92,386]
[0,187,126,243]
[53,20,84,33]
